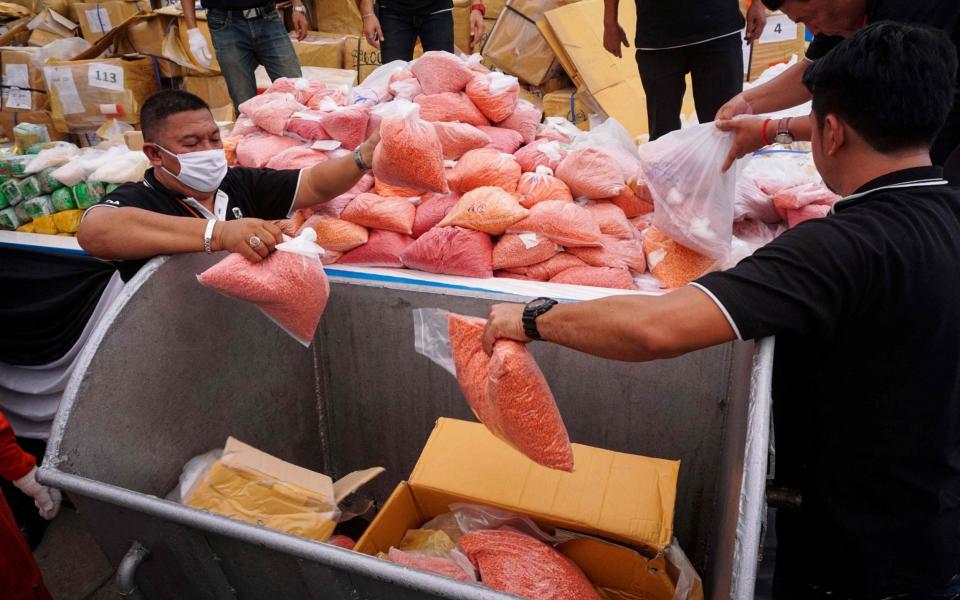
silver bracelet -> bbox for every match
[204,219,216,253]
[353,146,371,172]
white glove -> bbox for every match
[13,466,61,520]
[188,28,214,69]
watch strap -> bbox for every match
[522,297,557,340]
[203,219,216,254]
[353,146,371,172]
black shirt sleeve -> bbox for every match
[225,167,301,221]
[805,34,844,60]
[693,216,874,341]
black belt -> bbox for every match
[208,4,275,19]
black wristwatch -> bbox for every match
[522,297,558,340]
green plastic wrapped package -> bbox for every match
[8,155,32,178]
[13,122,49,154]
[1,179,22,206]
[51,187,76,212]
[14,203,30,224]
[22,196,53,219]
[0,207,20,230]
[0,173,10,185]
[0,187,8,210]
[72,182,105,209]
[19,176,41,201]
[38,168,62,193]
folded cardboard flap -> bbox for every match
[557,537,676,599]
[409,418,679,551]
[28,8,78,37]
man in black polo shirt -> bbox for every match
[483,23,960,599]
[602,0,767,140]
[715,0,960,183]
[78,89,377,282]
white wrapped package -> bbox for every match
[88,151,150,184]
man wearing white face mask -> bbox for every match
[79,90,378,281]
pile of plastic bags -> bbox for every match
[225,51,837,291]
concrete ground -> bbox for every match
[33,504,117,600]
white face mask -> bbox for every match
[156,146,228,194]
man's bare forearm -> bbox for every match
[182,0,198,29]
[293,151,367,210]
[78,207,207,260]
[743,61,813,114]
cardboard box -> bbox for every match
[0,18,31,46]
[310,0,361,35]
[747,11,805,81]
[0,109,66,141]
[543,86,594,130]
[482,0,575,86]
[183,74,234,119]
[357,419,683,581]
[185,437,383,542]
[26,8,77,42]
[43,55,159,132]
[75,1,142,42]
[1,47,50,113]
[292,31,348,69]
[345,34,380,83]
[540,0,699,137]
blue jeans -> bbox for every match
[207,6,302,111]
[378,6,454,63]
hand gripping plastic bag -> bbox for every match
[299,214,369,251]
[637,123,740,259]
[465,71,520,123]
[411,51,475,94]
[273,210,306,236]
[507,200,603,247]
[517,169,574,208]
[338,229,415,267]
[492,233,559,270]
[507,253,587,281]
[642,226,716,289]
[478,126,524,154]
[413,309,574,471]
[341,192,417,234]
[431,121,490,160]
[197,229,330,346]
[567,235,647,273]
[514,139,566,173]
[458,529,600,600]
[555,147,626,199]
[412,192,459,238]
[550,265,638,290]
[316,105,370,151]
[401,226,494,278]
[372,99,449,194]
[415,92,490,127]
[497,99,542,145]
[447,148,522,194]
[437,186,528,235]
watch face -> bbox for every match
[527,298,549,310]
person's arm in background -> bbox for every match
[469,3,485,51]
[291,0,310,41]
[716,59,812,120]
[293,129,379,209]
[0,411,59,520]
[743,0,767,45]
[359,0,384,49]
[79,209,283,263]
[182,0,214,69]
[482,287,736,361]
[602,0,629,58]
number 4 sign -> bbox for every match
[759,14,799,44]
[88,63,124,92]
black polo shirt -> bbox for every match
[806,0,960,163]
[87,167,300,281]
[634,0,744,50]
[693,167,960,597]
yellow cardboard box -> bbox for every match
[543,86,593,130]
[183,75,234,120]
[482,0,574,86]
[292,31,348,68]
[74,1,141,42]
[0,108,66,140]
[356,418,688,597]
[310,0,361,34]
